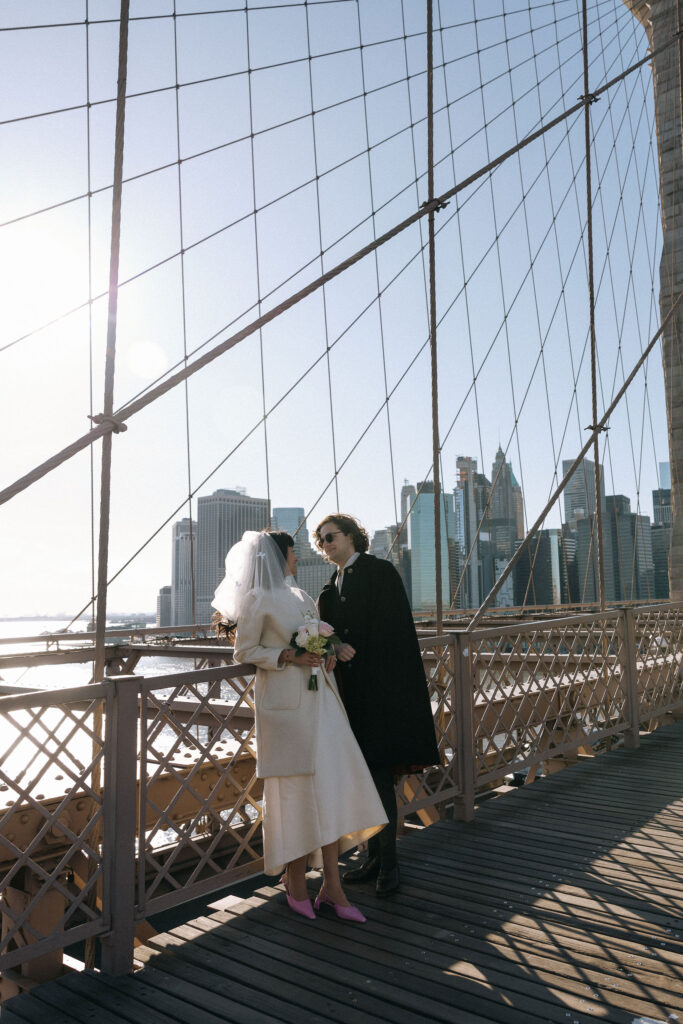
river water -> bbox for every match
[0,619,198,690]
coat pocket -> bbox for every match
[261,665,302,710]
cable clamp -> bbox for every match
[90,413,128,434]
[578,92,599,105]
[421,198,450,213]
[585,423,609,433]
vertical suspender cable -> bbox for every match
[675,0,683,596]
[86,3,130,969]
[86,1,96,635]
[246,7,272,519]
[172,1,197,634]
[583,0,606,611]
[427,0,443,633]
[93,0,130,683]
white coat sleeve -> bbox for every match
[233,599,284,672]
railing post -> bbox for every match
[452,633,475,822]
[619,608,640,749]
[100,676,139,975]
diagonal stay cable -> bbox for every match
[0,35,664,511]
[9,49,630,635]
[0,0,630,364]
[467,291,682,631]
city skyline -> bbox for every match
[157,453,671,624]
[1,5,668,619]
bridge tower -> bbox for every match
[623,0,683,598]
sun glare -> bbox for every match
[123,339,169,380]
[0,220,89,347]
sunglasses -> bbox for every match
[321,530,343,544]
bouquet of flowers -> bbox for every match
[290,613,340,690]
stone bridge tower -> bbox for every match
[622,0,683,598]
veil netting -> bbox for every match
[212,530,292,623]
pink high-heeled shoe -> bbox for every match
[280,872,316,920]
[314,887,366,923]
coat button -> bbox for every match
[341,596,346,602]
[347,567,353,573]
[344,628,349,635]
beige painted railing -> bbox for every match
[1,602,682,994]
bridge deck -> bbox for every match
[5,722,683,1024]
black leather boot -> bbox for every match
[342,856,381,883]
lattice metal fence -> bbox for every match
[467,611,631,790]
[0,682,111,973]
[2,603,683,987]
[634,604,683,717]
[138,665,261,917]
[396,636,462,821]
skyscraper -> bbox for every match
[171,517,195,626]
[400,481,416,545]
[455,457,480,607]
[607,496,655,601]
[272,507,332,594]
[652,523,671,599]
[454,457,493,607]
[563,457,605,530]
[489,446,522,560]
[653,487,672,526]
[297,555,333,597]
[196,489,270,622]
[272,507,310,556]
[513,529,565,607]
[410,482,454,612]
[156,585,172,627]
[575,513,616,603]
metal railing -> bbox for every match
[1,602,682,991]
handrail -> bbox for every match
[1,601,682,988]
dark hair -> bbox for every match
[314,514,369,554]
[265,529,294,560]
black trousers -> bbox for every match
[367,765,398,870]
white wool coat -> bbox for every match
[233,585,342,778]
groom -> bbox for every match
[315,513,439,895]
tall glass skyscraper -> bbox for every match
[410,482,454,612]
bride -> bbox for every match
[212,529,387,922]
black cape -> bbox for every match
[318,553,440,770]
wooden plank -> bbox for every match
[137,920,440,1024]
[206,894,651,1022]
[132,951,386,1024]
[59,971,192,1024]
[96,967,280,1024]
[210,888,655,1024]
[256,896,674,1022]
[6,721,683,1024]
[10,977,148,1024]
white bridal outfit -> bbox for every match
[213,531,387,876]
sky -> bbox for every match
[0,0,668,616]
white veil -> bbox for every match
[212,530,291,623]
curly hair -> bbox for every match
[313,513,369,554]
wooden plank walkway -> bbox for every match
[4,722,683,1024]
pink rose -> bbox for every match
[318,621,334,637]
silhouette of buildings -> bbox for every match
[195,489,270,623]
[513,529,566,606]
[410,482,454,612]
[171,517,194,626]
[156,585,171,627]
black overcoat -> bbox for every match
[318,553,440,770]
